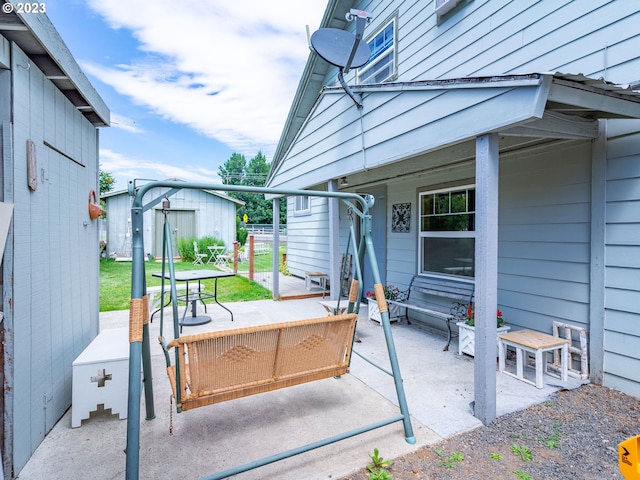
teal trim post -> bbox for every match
[125,206,144,480]
[362,204,416,444]
[163,217,183,409]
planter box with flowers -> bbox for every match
[366,285,403,323]
[457,305,510,357]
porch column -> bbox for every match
[589,120,607,384]
[272,197,280,299]
[474,133,499,425]
[328,179,340,300]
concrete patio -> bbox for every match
[17,290,584,480]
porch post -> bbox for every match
[272,197,280,299]
[589,120,607,384]
[474,133,499,425]
[328,179,340,300]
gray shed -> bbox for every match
[0,9,109,478]
[103,181,243,259]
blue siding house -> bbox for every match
[266,0,640,421]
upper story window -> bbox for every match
[358,17,397,85]
[419,186,475,278]
[294,196,310,215]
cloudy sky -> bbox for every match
[46,0,328,190]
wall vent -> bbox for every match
[434,0,462,16]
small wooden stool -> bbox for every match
[498,329,569,389]
[305,271,328,298]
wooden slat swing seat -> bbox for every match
[124,180,415,480]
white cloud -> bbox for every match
[110,113,144,133]
[100,148,221,189]
[85,0,327,157]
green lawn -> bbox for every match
[235,245,285,273]
[100,258,273,311]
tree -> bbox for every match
[99,170,116,195]
[218,153,246,185]
[244,152,269,186]
[217,151,286,225]
[240,152,272,223]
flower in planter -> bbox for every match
[365,285,401,301]
[465,304,505,327]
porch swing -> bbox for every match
[156,198,366,412]
[124,181,415,480]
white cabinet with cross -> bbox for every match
[72,327,132,428]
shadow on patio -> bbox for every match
[17,295,584,480]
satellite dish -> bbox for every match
[309,10,373,108]
[310,28,370,71]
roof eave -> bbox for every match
[0,8,110,127]
[267,0,357,184]
[266,73,640,191]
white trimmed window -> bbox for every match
[358,17,396,85]
[294,196,310,215]
[419,186,475,278]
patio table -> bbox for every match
[152,269,234,331]
[206,245,225,264]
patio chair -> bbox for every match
[214,247,233,269]
[193,241,207,265]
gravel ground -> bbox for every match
[340,384,640,480]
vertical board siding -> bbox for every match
[105,194,132,256]
[105,188,238,258]
[11,44,37,470]
[9,44,100,472]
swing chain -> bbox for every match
[346,205,353,223]
[169,394,173,436]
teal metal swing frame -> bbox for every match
[124,180,415,480]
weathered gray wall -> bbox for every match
[6,43,100,473]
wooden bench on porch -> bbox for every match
[387,275,474,351]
